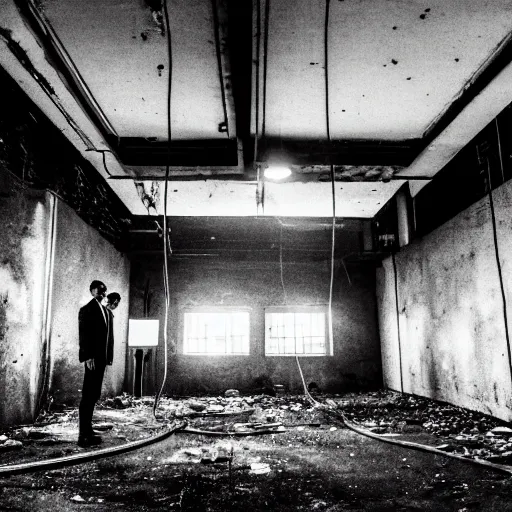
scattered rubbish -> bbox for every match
[70,495,85,502]
[1,389,511,471]
[274,385,285,396]
[207,404,224,413]
[250,462,270,475]
[92,422,114,431]
[0,440,23,451]
[491,426,512,434]
[184,448,202,457]
[188,401,207,412]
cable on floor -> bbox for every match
[0,421,186,477]
[341,413,512,476]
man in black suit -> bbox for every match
[78,280,109,447]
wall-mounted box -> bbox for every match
[128,319,159,347]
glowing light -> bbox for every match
[128,319,159,347]
[264,166,292,180]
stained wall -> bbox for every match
[377,179,512,421]
[48,199,131,405]
[0,175,53,426]
[0,170,131,426]
[129,256,381,395]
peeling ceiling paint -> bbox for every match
[2,0,512,218]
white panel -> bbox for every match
[128,319,159,347]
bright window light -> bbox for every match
[264,166,292,180]
[265,306,330,356]
[184,311,250,355]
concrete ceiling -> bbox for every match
[2,0,512,220]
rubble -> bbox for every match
[1,389,512,468]
[0,439,23,451]
[334,390,512,462]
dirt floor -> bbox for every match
[1,390,512,511]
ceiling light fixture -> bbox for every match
[264,165,292,180]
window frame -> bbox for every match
[182,307,251,356]
[264,305,332,357]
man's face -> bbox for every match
[92,285,107,301]
[107,299,119,311]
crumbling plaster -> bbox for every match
[377,177,512,421]
[0,176,52,426]
[0,171,131,427]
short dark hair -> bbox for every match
[90,280,106,292]
[107,292,121,303]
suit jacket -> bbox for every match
[78,298,109,364]
[106,309,115,366]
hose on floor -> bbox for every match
[320,401,512,476]
[0,421,186,477]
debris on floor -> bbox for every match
[1,390,512,467]
[1,390,512,511]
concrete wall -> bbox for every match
[377,178,512,421]
[0,171,131,426]
[49,199,130,405]
[129,256,381,395]
[0,175,53,426]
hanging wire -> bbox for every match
[262,0,270,140]
[278,220,288,304]
[292,0,336,406]
[84,148,124,178]
[253,0,261,168]
[480,149,512,389]
[324,0,336,354]
[254,0,262,214]
[153,0,173,419]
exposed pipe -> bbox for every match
[210,0,233,138]
[36,193,57,418]
[391,253,404,393]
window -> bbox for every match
[183,310,250,355]
[265,306,330,356]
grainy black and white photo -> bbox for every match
[2,0,512,510]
